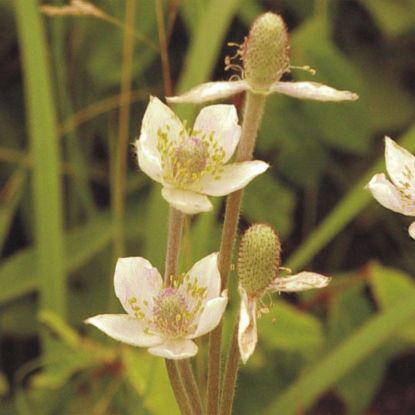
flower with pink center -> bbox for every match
[136,97,269,215]
[367,137,415,239]
[86,253,227,360]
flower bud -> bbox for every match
[243,12,290,92]
[237,224,281,296]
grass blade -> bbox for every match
[15,0,66,321]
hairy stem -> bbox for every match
[163,207,204,414]
[164,207,185,285]
[166,360,193,415]
[206,92,266,414]
[219,322,240,415]
[178,360,205,414]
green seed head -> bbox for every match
[242,12,290,92]
[237,224,281,296]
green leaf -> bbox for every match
[327,279,386,415]
[263,294,415,415]
[258,299,323,353]
[16,0,67,325]
[291,16,371,155]
[0,213,114,306]
[362,0,415,36]
[244,174,295,238]
[287,123,415,271]
[369,262,415,343]
[123,348,179,415]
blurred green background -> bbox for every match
[1,0,415,413]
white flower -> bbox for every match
[86,253,227,360]
[367,137,415,239]
[136,97,269,214]
[166,79,358,104]
[238,271,330,364]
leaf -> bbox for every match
[0,213,114,306]
[286,123,415,271]
[16,0,67,327]
[258,299,323,353]
[369,261,415,343]
[263,294,415,415]
[244,174,295,238]
[122,348,179,415]
[362,0,415,37]
[327,278,387,415]
[291,16,371,155]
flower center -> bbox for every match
[157,125,226,188]
[151,287,191,338]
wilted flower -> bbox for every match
[367,137,415,239]
[86,253,227,360]
[167,13,358,104]
[136,97,269,214]
[237,224,330,363]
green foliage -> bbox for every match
[2,0,415,414]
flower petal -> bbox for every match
[161,187,213,214]
[139,96,184,155]
[189,292,228,339]
[384,136,415,190]
[270,81,358,102]
[136,141,164,184]
[148,339,198,360]
[193,105,241,162]
[367,173,415,216]
[185,253,221,301]
[114,257,162,317]
[238,288,257,364]
[199,161,269,196]
[409,221,415,239]
[269,272,331,292]
[86,314,162,347]
[166,80,248,104]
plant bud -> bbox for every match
[237,224,281,296]
[243,12,290,92]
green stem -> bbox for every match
[164,207,185,285]
[166,360,193,415]
[163,207,204,414]
[178,360,205,414]
[219,322,240,415]
[206,92,266,414]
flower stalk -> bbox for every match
[206,91,266,415]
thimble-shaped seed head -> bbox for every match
[238,224,281,296]
[242,12,290,92]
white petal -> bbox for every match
[385,136,415,190]
[136,141,164,184]
[185,253,221,301]
[114,257,162,317]
[161,187,212,214]
[367,173,415,216]
[200,161,269,196]
[139,96,185,156]
[270,81,359,102]
[409,222,415,239]
[189,293,228,339]
[193,105,241,162]
[269,272,331,292]
[166,81,248,104]
[148,339,198,360]
[86,314,162,347]
[238,288,257,364]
